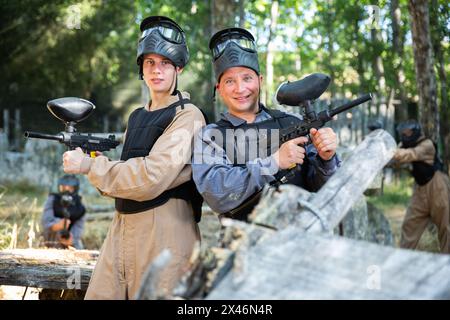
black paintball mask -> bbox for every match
[209,27,260,83]
[368,119,383,131]
[57,174,80,195]
[396,120,422,148]
[136,15,189,91]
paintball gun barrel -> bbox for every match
[24,97,120,156]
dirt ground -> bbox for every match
[383,205,440,253]
[0,286,40,300]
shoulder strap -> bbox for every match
[167,90,190,110]
[259,104,286,119]
[215,118,233,128]
[148,91,190,111]
[176,90,186,110]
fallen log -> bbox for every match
[206,225,450,299]
[203,130,449,299]
[141,130,450,300]
[0,249,98,290]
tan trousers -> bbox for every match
[85,198,200,299]
[400,171,450,254]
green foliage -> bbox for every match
[1,0,448,133]
[1,0,138,133]
[367,175,413,210]
[0,180,44,249]
[0,179,113,250]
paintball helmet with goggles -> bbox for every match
[137,16,189,79]
[57,174,80,194]
[209,27,259,82]
[396,119,422,147]
[368,119,384,131]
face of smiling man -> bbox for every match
[216,66,263,120]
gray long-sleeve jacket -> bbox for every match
[192,108,340,214]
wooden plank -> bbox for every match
[0,249,98,290]
[206,226,450,299]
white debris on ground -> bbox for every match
[0,285,39,300]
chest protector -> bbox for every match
[115,93,203,222]
[215,105,311,219]
[411,141,442,186]
[52,194,86,229]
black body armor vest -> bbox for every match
[214,105,312,220]
[115,93,203,222]
[411,141,442,186]
[52,193,86,229]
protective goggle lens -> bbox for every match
[212,37,256,59]
[141,24,183,44]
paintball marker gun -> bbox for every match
[59,192,74,240]
[226,73,372,218]
[274,73,372,182]
[24,97,120,157]
[275,73,372,146]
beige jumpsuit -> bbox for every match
[79,92,206,299]
[394,137,450,254]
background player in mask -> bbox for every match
[393,120,450,253]
[41,174,86,249]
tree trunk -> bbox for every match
[238,0,245,28]
[210,0,239,121]
[352,17,370,138]
[371,28,385,116]
[324,2,336,98]
[430,0,449,172]
[371,27,394,135]
[408,0,439,142]
[264,0,279,106]
[390,0,409,122]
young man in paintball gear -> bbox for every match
[62,16,206,299]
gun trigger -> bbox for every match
[90,151,96,158]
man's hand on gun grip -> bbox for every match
[51,219,71,232]
[63,147,87,174]
[59,232,73,247]
[273,136,308,170]
[310,127,337,161]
